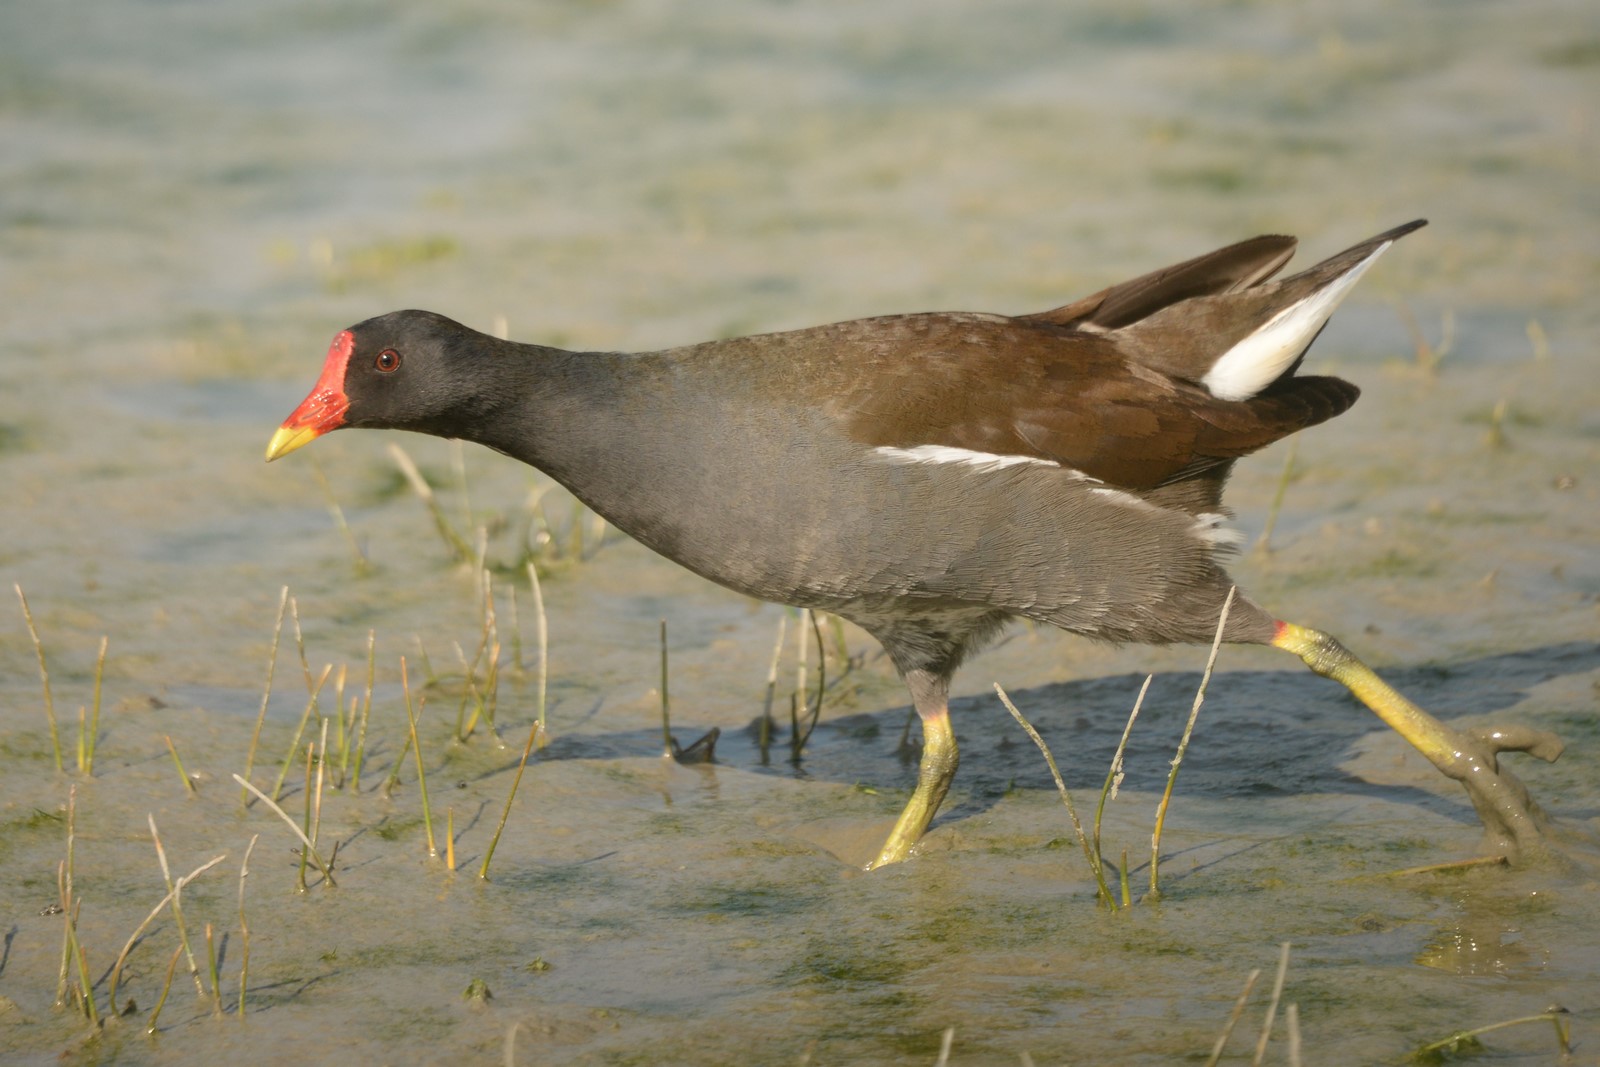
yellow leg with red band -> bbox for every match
[1272,622,1562,859]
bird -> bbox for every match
[266,219,1561,869]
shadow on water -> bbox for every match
[522,640,1600,836]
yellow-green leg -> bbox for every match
[868,703,958,870]
[1272,622,1562,859]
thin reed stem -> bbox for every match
[236,835,257,1016]
[14,583,63,772]
[1150,587,1234,902]
[401,657,437,857]
[298,737,314,892]
[351,629,376,791]
[1252,439,1297,556]
[389,441,473,561]
[995,683,1114,909]
[791,610,826,759]
[232,775,338,887]
[758,613,787,765]
[1094,674,1151,864]
[312,718,328,857]
[1417,1008,1576,1061]
[270,664,333,803]
[289,594,314,694]
[242,587,290,805]
[1204,968,1261,1067]
[527,564,548,750]
[54,786,76,1006]
[108,854,227,1015]
[1251,942,1292,1067]
[658,619,672,757]
[149,815,206,997]
[331,663,348,784]
[70,905,99,1026]
[788,609,808,763]
[85,635,108,775]
[309,452,369,571]
[205,922,221,1013]
[164,735,198,795]
[147,945,183,1034]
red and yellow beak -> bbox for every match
[265,331,355,462]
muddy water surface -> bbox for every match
[3,1,1599,1064]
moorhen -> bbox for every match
[267,220,1561,869]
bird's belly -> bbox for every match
[596,449,1233,644]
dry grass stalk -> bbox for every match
[350,629,376,790]
[54,786,77,1007]
[164,735,198,795]
[1251,438,1298,556]
[237,834,258,1016]
[331,662,348,780]
[270,664,333,803]
[148,815,207,997]
[108,853,227,1015]
[1411,1006,1572,1062]
[479,570,554,881]
[1094,674,1152,865]
[995,683,1114,909]
[389,441,473,561]
[147,945,183,1034]
[242,587,290,806]
[1251,941,1292,1067]
[790,610,826,762]
[83,635,108,775]
[480,702,544,881]
[312,718,329,855]
[231,775,338,887]
[401,656,438,857]
[757,612,788,764]
[309,452,369,571]
[14,583,63,772]
[298,733,315,891]
[204,922,221,1014]
[1396,302,1455,376]
[1149,587,1235,901]
[289,594,314,693]
[658,619,673,757]
[527,563,549,750]
[1203,967,1262,1066]
[71,913,99,1027]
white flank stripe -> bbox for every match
[1202,242,1391,401]
[1088,485,1156,509]
[872,444,1062,473]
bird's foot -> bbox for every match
[1273,623,1566,865]
[1439,722,1564,862]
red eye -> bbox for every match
[375,349,401,373]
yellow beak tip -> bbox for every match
[265,425,318,462]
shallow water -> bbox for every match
[3,0,1598,1063]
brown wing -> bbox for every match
[836,223,1428,489]
[837,314,1357,491]
[1022,234,1297,330]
